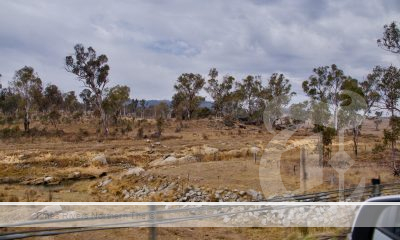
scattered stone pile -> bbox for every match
[121,181,179,201]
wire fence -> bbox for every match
[263,182,400,202]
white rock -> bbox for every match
[91,154,108,165]
[246,189,259,201]
[123,167,145,177]
[99,178,112,187]
[203,146,219,155]
[250,147,261,154]
[150,155,197,167]
[43,176,54,183]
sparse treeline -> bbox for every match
[0,22,398,153]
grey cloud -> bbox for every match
[0,0,398,101]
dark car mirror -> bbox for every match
[351,195,400,240]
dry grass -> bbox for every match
[0,118,397,202]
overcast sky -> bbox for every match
[0,0,399,101]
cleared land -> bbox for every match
[0,117,396,202]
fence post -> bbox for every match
[301,147,307,193]
[371,178,381,197]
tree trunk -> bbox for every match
[318,133,323,167]
[24,104,30,132]
[333,105,338,131]
[96,94,108,136]
[24,112,30,132]
[353,128,358,156]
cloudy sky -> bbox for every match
[0,0,399,101]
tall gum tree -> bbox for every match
[11,66,42,132]
[65,44,110,135]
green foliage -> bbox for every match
[156,116,164,137]
[11,66,43,132]
[322,127,336,147]
[235,75,262,118]
[103,85,130,125]
[48,109,61,129]
[263,73,295,122]
[79,89,95,112]
[63,91,80,113]
[196,107,212,119]
[372,143,386,154]
[378,21,400,54]
[136,127,144,139]
[0,126,22,138]
[173,73,205,120]
[43,84,63,112]
[65,44,110,135]
[289,101,309,124]
[205,68,234,117]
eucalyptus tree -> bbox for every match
[338,78,367,156]
[65,44,110,135]
[235,75,262,119]
[173,73,205,120]
[43,84,63,111]
[11,66,42,132]
[262,73,295,126]
[79,89,95,113]
[63,91,80,114]
[102,85,130,125]
[205,68,234,118]
[377,21,400,54]
[42,84,63,129]
[139,99,146,118]
[302,64,347,130]
[289,101,309,125]
[369,65,400,155]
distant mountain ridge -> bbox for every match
[143,99,213,109]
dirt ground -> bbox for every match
[0,227,348,240]
[0,117,394,239]
[0,117,397,202]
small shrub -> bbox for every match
[223,115,235,127]
[8,195,19,202]
[372,143,386,154]
[79,128,90,137]
[202,133,208,140]
[137,127,144,139]
[126,123,133,132]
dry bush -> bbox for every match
[25,189,37,201]
[202,133,208,140]
[136,127,144,139]
[8,195,19,202]
[161,135,182,141]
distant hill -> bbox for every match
[144,100,213,109]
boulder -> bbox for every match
[91,154,108,166]
[203,146,219,155]
[246,189,259,201]
[98,178,112,187]
[43,176,54,183]
[67,171,81,179]
[250,147,261,154]
[122,167,145,178]
[150,155,197,167]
